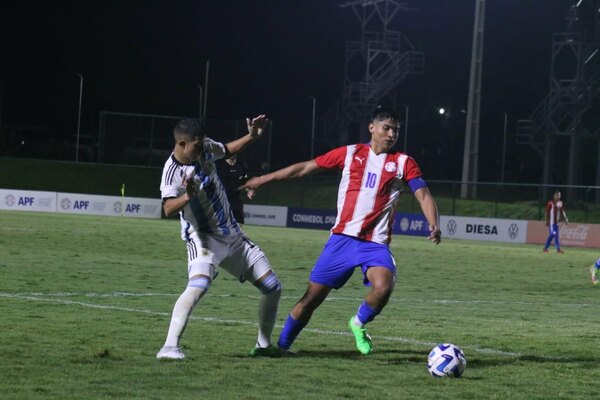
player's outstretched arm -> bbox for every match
[414,187,441,244]
[225,114,269,156]
[240,160,322,199]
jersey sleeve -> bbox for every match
[160,163,184,200]
[203,138,227,162]
[315,146,348,170]
[402,156,423,182]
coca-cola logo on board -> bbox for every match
[560,225,588,241]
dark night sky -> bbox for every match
[1,1,575,181]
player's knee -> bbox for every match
[185,275,211,304]
[372,282,394,301]
[256,272,282,295]
[297,291,326,312]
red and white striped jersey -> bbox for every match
[546,200,565,225]
[315,143,423,244]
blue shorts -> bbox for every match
[309,234,397,290]
[548,224,559,236]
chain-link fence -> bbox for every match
[2,153,600,223]
[96,111,272,173]
[250,177,600,223]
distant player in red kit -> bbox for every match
[241,106,441,355]
[543,190,568,253]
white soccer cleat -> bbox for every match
[590,267,599,285]
[156,346,186,360]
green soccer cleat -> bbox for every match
[348,318,373,355]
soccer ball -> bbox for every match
[427,343,466,378]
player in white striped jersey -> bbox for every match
[242,106,441,355]
[156,116,282,360]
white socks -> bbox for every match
[256,288,281,348]
[164,284,207,347]
[352,315,365,328]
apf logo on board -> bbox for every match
[400,217,410,232]
[113,201,123,214]
[61,198,71,210]
[5,194,16,207]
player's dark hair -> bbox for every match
[371,105,400,122]
[174,119,204,140]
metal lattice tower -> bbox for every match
[461,0,485,199]
[322,0,424,146]
[516,0,600,198]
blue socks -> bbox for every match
[277,302,381,350]
[356,301,380,325]
[277,314,307,350]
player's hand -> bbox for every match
[183,176,196,200]
[247,115,268,138]
[246,188,256,200]
[239,176,263,199]
[184,173,209,198]
[428,225,442,245]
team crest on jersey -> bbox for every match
[384,162,397,172]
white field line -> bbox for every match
[1,291,597,308]
[0,292,563,360]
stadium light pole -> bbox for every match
[310,96,316,159]
[501,112,508,183]
[203,60,210,121]
[75,73,83,163]
[197,85,203,122]
[403,104,409,152]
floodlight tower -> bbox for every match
[516,0,600,200]
[323,0,424,145]
[460,0,486,199]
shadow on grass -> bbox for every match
[239,348,426,360]
[241,347,600,368]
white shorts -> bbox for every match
[185,232,270,283]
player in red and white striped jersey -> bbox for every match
[543,190,568,253]
[242,106,441,355]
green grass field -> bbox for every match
[1,210,600,399]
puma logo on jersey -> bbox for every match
[355,156,365,165]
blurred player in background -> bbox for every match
[543,190,568,253]
[242,106,441,355]
[216,154,249,224]
[156,116,281,360]
[590,258,600,285]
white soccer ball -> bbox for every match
[427,343,466,378]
